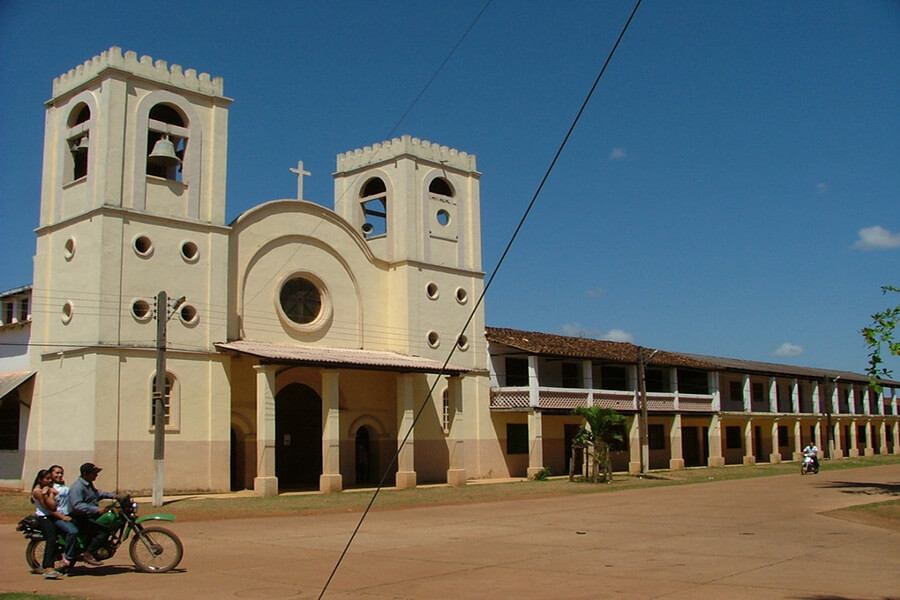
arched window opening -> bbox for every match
[150,372,179,431]
[360,177,387,238]
[429,177,454,197]
[66,103,91,183]
[146,103,188,182]
[442,389,451,434]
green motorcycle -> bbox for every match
[18,495,183,573]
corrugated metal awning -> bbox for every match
[215,340,469,375]
[0,370,35,403]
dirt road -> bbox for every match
[2,465,898,599]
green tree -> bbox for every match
[862,286,900,390]
[571,406,625,483]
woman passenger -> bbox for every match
[31,469,63,579]
[49,464,79,567]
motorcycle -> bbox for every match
[800,454,819,475]
[17,495,183,573]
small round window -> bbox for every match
[134,235,153,257]
[456,287,468,304]
[62,301,74,324]
[132,299,152,322]
[436,209,450,226]
[64,238,76,261]
[426,282,439,300]
[179,304,198,325]
[181,241,199,262]
[280,277,322,325]
[427,331,440,348]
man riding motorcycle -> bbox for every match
[68,462,116,566]
[802,442,819,471]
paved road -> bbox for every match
[2,465,898,599]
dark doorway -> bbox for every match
[275,383,322,488]
[754,426,764,462]
[355,426,373,485]
[683,426,702,467]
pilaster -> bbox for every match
[253,364,278,496]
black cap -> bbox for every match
[80,462,102,475]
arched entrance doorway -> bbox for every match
[355,426,373,485]
[275,383,322,488]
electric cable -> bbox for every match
[315,1,644,597]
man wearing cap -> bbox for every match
[68,462,116,566]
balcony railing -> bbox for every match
[489,386,714,412]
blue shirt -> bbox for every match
[68,476,114,517]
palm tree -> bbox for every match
[572,406,626,483]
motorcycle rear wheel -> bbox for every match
[25,539,64,571]
[129,526,183,573]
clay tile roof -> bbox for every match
[485,327,719,370]
[215,340,468,375]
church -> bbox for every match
[1,48,897,495]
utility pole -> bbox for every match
[153,291,185,507]
[637,347,659,474]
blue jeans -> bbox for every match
[53,518,79,561]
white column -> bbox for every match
[743,419,755,465]
[528,355,540,408]
[582,359,594,407]
[527,410,544,479]
[446,376,466,486]
[848,384,856,415]
[669,414,684,470]
[864,421,874,456]
[396,373,417,489]
[742,375,752,413]
[253,364,278,496]
[707,415,724,467]
[792,419,803,461]
[768,378,778,413]
[320,370,342,493]
[628,415,642,474]
[878,421,888,455]
[877,389,885,416]
[791,379,800,413]
[811,381,821,414]
[849,419,859,457]
[770,419,781,463]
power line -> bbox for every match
[316,1,644,597]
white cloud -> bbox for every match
[609,147,627,160]
[558,323,633,343]
[852,226,900,250]
[585,287,607,298]
[816,182,827,195]
[774,342,803,357]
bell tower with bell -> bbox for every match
[27,48,233,491]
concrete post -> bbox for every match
[743,419,755,465]
[707,415,724,467]
[253,364,278,496]
[320,370,342,493]
[669,414,684,470]
[395,373,417,489]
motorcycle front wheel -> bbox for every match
[128,526,183,573]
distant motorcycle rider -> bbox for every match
[68,462,116,566]
[802,442,819,471]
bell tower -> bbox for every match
[26,48,232,490]
[333,135,482,270]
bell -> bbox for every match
[70,136,89,152]
[148,135,181,167]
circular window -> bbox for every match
[132,299,152,322]
[179,304,198,325]
[280,276,323,325]
[61,301,74,324]
[456,287,468,304]
[64,238,76,261]
[457,335,469,351]
[427,331,440,348]
[426,282,439,300]
[134,235,153,257]
[436,209,451,226]
[180,241,199,262]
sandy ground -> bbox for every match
[1,464,898,600]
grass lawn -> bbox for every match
[2,455,897,526]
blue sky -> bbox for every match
[1,1,898,375]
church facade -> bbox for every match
[1,48,897,494]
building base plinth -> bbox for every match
[628,461,642,475]
[769,453,781,464]
[395,471,417,489]
[446,469,467,487]
[254,476,278,497]
[320,474,342,494]
[743,456,756,466]
[668,458,685,470]
[707,457,725,468]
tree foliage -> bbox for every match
[571,406,625,483]
[862,286,900,389]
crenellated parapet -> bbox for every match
[337,135,477,174]
[51,46,225,99]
